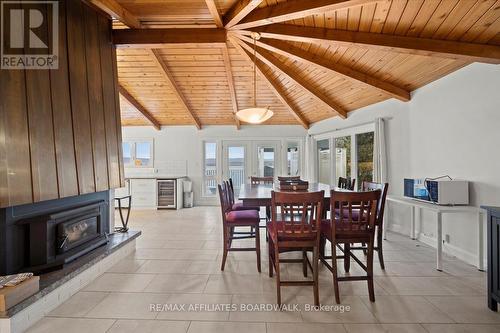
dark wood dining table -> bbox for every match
[238,182,351,208]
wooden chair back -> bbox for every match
[218,183,231,223]
[338,177,356,190]
[271,191,324,241]
[277,176,301,182]
[225,179,235,206]
[361,181,389,225]
[330,190,380,235]
[251,176,274,185]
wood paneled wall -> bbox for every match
[0,0,124,209]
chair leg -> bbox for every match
[274,246,281,306]
[268,234,274,277]
[367,237,375,302]
[302,250,308,277]
[377,227,385,270]
[313,246,320,307]
[221,226,228,271]
[255,224,261,273]
[344,243,351,273]
[319,236,326,259]
[331,241,340,304]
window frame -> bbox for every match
[314,123,375,188]
[285,140,301,177]
[122,139,154,168]
[202,141,219,197]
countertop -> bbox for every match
[125,175,187,180]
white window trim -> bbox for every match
[315,123,375,188]
[123,138,154,168]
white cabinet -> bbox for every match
[130,178,156,208]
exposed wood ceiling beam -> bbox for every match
[231,0,378,30]
[118,85,161,130]
[229,37,310,129]
[147,49,202,129]
[86,0,142,28]
[204,0,224,28]
[221,45,241,129]
[235,34,347,119]
[224,0,264,29]
[113,29,227,48]
[236,31,410,101]
[247,24,500,64]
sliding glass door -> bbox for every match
[223,142,248,194]
[317,139,331,185]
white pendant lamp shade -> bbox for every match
[235,107,273,124]
[235,32,273,125]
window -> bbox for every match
[356,132,374,189]
[335,136,351,180]
[257,147,275,177]
[203,142,218,196]
[122,140,153,167]
[286,142,300,176]
[317,139,331,185]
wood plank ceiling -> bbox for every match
[93,0,500,129]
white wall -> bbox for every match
[308,63,500,266]
[122,125,307,206]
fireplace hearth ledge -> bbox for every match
[0,230,140,333]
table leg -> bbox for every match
[436,212,443,271]
[410,206,416,240]
[478,212,485,271]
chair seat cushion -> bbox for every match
[226,209,260,224]
[334,208,360,221]
[321,219,371,241]
[267,222,318,242]
[232,202,260,211]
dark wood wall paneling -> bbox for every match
[0,0,124,209]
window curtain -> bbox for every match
[373,118,387,183]
[304,135,317,182]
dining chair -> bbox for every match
[320,189,381,304]
[338,177,356,190]
[268,190,324,306]
[226,179,260,212]
[218,183,261,272]
[251,176,274,185]
[350,181,389,269]
[277,176,301,182]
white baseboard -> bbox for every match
[386,223,486,268]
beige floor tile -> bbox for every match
[136,238,167,249]
[85,292,169,319]
[156,293,232,321]
[107,319,189,333]
[83,273,156,292]
[48,291,108,317]
[187,321,266,333]
[144,274,210,293]
[376,277,484,296]
[229,294,302,322]
[299,296,378,323]
[107,259,147,273]
[267,322,346,333]
[344,323,427,332]
[425,296,500,324]
[422,324,500,332]
[360,295,454,323]
[204,273,265,294]
[136,260,190,274]
[162,240,205,249]
[26,318,115,333]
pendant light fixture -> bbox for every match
[235,32,273,124]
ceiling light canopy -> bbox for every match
[235,32,273,125]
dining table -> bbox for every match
[238,182,351,208]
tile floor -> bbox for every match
[27,207,500,333]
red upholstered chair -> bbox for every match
[218,183,261,272]
[320,190,381,304]
[226,179,259,211]
[268,190,324,306]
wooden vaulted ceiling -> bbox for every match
[88,0,500,129]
